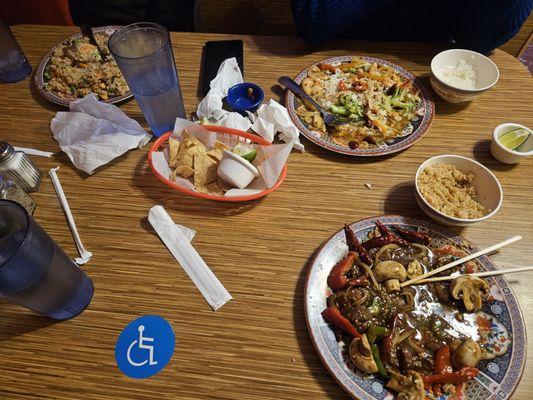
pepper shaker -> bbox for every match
[0,141,41,192]
[0,175,36,214]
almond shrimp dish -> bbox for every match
[322,221,510,399]
[296,57,423,149]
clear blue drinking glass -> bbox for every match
[0,200,94,320]
[108,22,186,137]
[0,17,32,83]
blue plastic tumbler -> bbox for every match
[0,200,94,320]
[0,17,32,83]
[108,22,186,137]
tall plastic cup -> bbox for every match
[0,200,94,320]
[108,22,186,137]
[0,17,32,83]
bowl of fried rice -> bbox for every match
[415,154,503,226]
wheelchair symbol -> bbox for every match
[127,325,157,367]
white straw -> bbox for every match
[15,146,53,158]
[148,205,232,311]
[414,266,533,284]
[49,166,92,265]
[400,235,522,287]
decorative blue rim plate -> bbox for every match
[286,56,435,156]
[304,215,526,399]
[34,25,133,107]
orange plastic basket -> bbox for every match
[147,125,288,202]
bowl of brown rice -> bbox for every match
[415,155,503,226]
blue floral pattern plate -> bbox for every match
[304,215,526,399]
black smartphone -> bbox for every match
[201,40,244,95]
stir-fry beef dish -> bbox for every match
[322,221,502,399]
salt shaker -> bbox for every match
[0,141,42,192]
[0,175,36,214]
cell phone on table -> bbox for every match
[201,40,244,95]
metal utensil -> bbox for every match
[278,76,348,126]
[80,25,108,62]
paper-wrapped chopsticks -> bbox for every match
[148,205,232,311]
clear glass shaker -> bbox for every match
[0,141,42,192]
[0,175,36,214]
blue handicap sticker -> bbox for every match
[115,315,175,379]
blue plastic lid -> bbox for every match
[0,200,29,267]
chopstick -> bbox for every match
[413,265,533,284]
[400,235,522,287]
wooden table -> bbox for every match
[1,25,532,399]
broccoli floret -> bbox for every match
[390,86,415,111]
[330,93,364,122]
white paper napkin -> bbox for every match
[148,205,232,311]
[195,58,304,151]
[50,94,152,174]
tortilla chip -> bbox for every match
[176,165,195,178]
[206,141,229,161]
[168,138,181,167]
[193,152,218,187]
[196,181,225,196]
[175,131,205,168]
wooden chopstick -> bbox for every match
[412,265,533,284]
[400,235,522,287]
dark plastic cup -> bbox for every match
[108,22,186,137]
[0,200,94,320]
[0,17,32,83]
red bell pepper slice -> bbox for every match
[322,305,361,338]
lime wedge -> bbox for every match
[498,129,530,150]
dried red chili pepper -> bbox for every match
[361,221,408,250]
[322,305,361,338]
[392,225,431,245]
[344,224,372,265]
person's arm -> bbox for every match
[290,0,396,44]
[450,0,532,54]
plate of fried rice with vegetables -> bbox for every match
[286,56,435,156]
[35,26,132,107]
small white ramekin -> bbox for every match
[218,150,259,189]
[490,123,533,164]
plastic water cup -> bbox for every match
[0,200,94,320]
[0,17,32,83]
[108,22,186,137]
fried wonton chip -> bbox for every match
[206,141,229,161]
[176,165,195,179]
[168,138,181,167]
[196,181,225,196]
[174,131,205,168]
[193,152,218,187]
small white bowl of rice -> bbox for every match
[415,155,503,226]
[430,49,499,103]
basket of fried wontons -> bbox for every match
[148,121,290,202]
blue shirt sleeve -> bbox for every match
[450,0,533,54]
[290,0,397,45]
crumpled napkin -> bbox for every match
[252,99,304,151]
[195,57,304,151]
[50,94,151,174]
[196,57,243,121]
